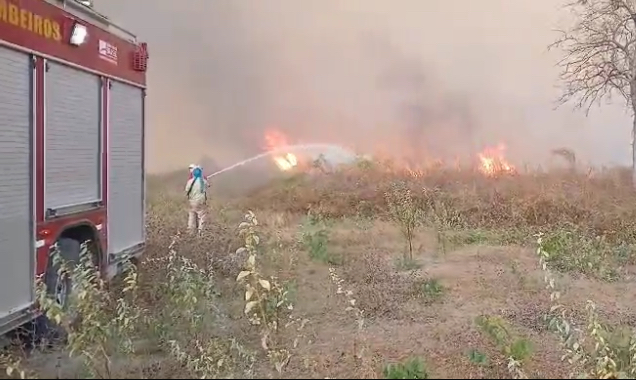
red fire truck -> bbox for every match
[0,0,148,336]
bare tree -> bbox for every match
[550,0,636,183]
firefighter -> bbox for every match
[185,166,209,234]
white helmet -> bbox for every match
[188,163,197,172]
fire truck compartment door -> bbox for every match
[45,62,101,211]
[0,47,34,319]
[108,81,144,254]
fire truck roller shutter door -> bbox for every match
[0,47,34,322]
[107,81,144,255]
[44,62,101,212]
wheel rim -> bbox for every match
[54,273,68,307]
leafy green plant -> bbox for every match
[301,213,341,265]
[475,314,532,378]
[36,242,141,379]
[541,229,620,281]
[32,235,249,379]
[537,232,636,379]
[236,211,302,373]
[383,357,429,379]
[414,278,445,304]
[467,349,489,366]
[153,236,243,379]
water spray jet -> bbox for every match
[206,143,356,179]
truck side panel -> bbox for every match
[0,47,35,319]
[44,62,101,214]
[107,80,144,256]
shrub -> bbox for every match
[475,314,532,378]
[301,213,340,265]
[36,242,141,378]
[30,236,249,379]
[383,357,429,379]
[385,181,423,261]
[537,233,636,378]
[412,278,445,304]
[235,211,301,373]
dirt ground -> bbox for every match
[3,169,636,379]
[240,217,633,379]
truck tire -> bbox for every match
[39,237,81,343]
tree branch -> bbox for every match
[552,0,636,114]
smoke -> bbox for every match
[96,0,633,173]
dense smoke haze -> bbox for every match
[96,0,632,173]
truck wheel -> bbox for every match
[39,237,81,343]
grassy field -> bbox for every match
[3,159,636,379]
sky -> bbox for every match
[95,0,633,173]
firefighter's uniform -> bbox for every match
[184,167,208,233]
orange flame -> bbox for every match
[263,129,298,171]
[477,144,516,177]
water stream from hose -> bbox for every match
[206,143,356,179]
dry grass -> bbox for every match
[3,161,636,379]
